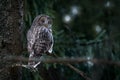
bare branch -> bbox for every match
[66,64,91,80]
[2,55,120,67]
[2,55,120,80]
[51,54,91,80]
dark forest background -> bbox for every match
[0,0,120,80]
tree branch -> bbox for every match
[66,63,91,80]
[2,55,120,67]
[1,55,120,80]
[51,54,91,80]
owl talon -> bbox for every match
[33,62,41,68]
[21,64,38,71]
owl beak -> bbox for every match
[44,24,48,27]
[44,20,48,27]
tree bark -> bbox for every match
[0,0,23,80]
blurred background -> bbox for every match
[0,0,120,80]
[23,0,120,80]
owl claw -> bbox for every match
[21,64,38,71]
[33,62,41,68]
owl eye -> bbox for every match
[41,19,45,23]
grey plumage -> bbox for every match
[27,14,53,68]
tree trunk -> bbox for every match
[0,0,23,80]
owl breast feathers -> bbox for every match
[33,27,53,56]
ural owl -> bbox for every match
[27,14,53,68]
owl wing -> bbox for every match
[33,27,53,56]
[27,27,37,53]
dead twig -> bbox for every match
[66,63,91,80]
[51,54,91,80]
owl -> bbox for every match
[27,14,53,68]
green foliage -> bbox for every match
[24,0,120,80]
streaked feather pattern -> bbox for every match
[27,15,53,68]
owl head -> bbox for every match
[32,14,53,29]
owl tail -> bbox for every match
[28,52,41,68]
